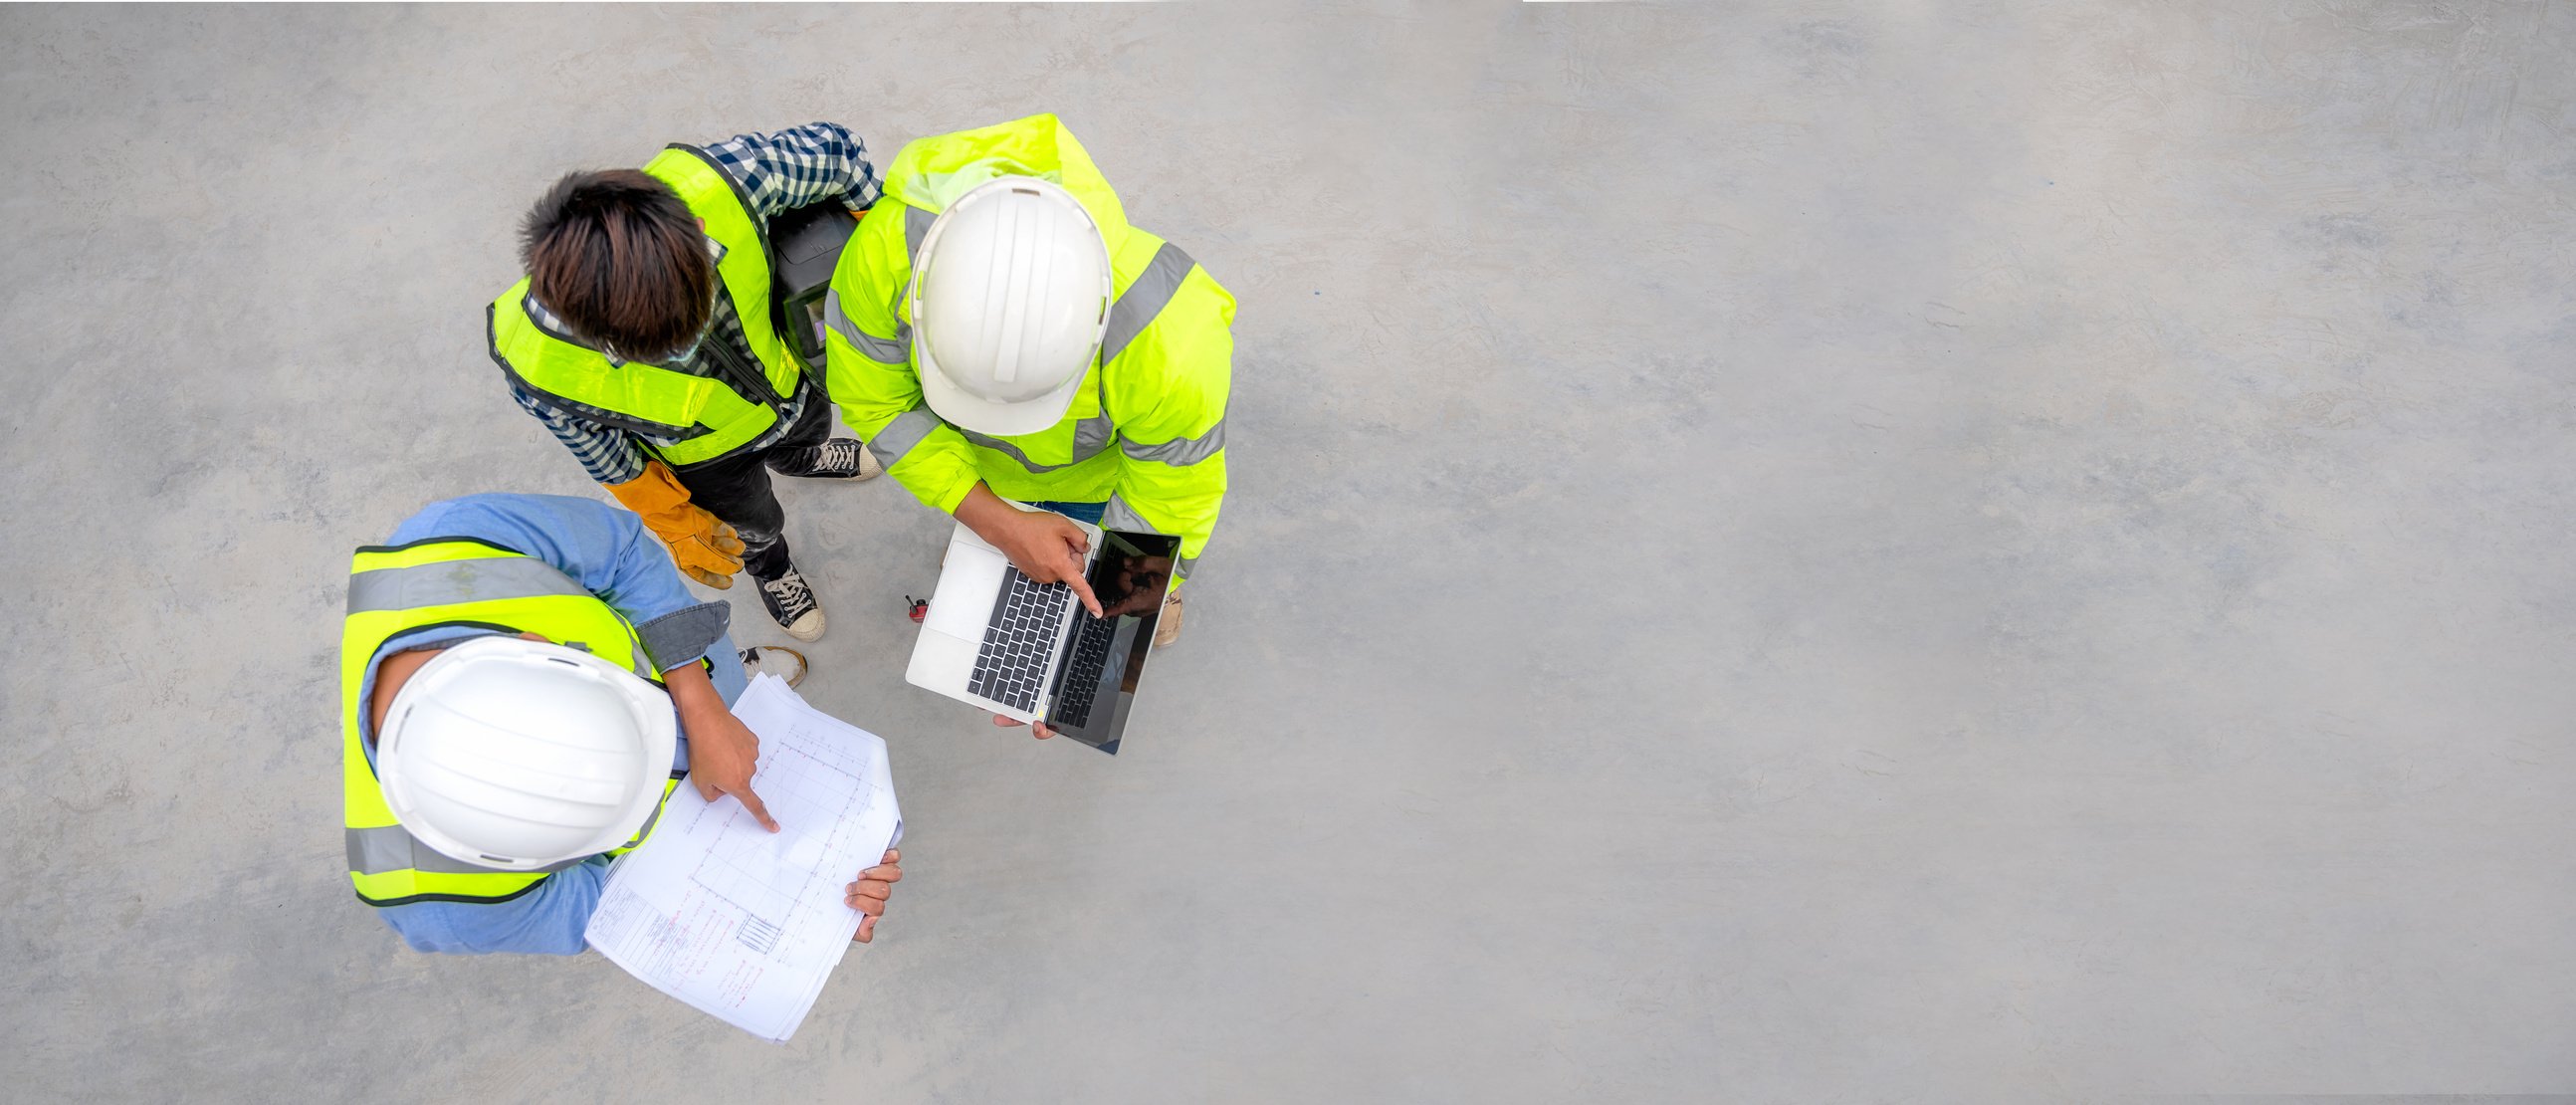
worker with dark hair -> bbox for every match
[489,124,884,641]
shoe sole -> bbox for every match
[744,647,809,689]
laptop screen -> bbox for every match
[1043,529,1181,753]
[1091,530,1177,623]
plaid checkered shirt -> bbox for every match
[507,122,882,484]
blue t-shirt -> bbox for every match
[354,493,744,955]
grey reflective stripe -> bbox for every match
[823,289,910,364]
[1121,418,1225,466]
[345,824,585,877]
[866,405,945,470]
[1100,242,1195,366]
[905,205,936,261]
[1101,496,1192,578]
[347,557,590,615]
[1073,412,1115,457]
[956,413,1118,474]
[622,791,669,849]
[1101,496,1150,533]
[346,824,412,873]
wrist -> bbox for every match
[662,661,726,719]
[954,484,1015,542]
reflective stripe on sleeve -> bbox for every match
[1120,418,1225,466]
[1102,496,1194,579]
[865,404,946,470]
[346,557,592,615]
[822,289,910,364]
[905,205,936,262]
[1100,242,1195,366]
[1101,496,1150,534]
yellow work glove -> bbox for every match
[605,461,748,589]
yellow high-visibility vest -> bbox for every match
[489,147,807,468]
[339,537,679,906]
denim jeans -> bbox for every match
[1027,500,1109,525]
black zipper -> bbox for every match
[707,289,785,407]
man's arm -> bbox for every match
[702,122,883,219]
[821,214,988,515]
[508,380,650,486]
[1102,278,1235,581]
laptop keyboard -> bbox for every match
[1051,612,1120,728]
[967,567,1071,712]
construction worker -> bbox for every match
[340,493,902,954]
[490,123,886,642]
[823,114,1234,728]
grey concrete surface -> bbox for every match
[3,2,2572,1100]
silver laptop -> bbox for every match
[905,507,1180,755]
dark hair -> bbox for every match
[520,169,714,360]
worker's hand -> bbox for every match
[664,522,749,590]
[605,462,748,589]
[955,486,1103,617]
[683,708,778,832]
[992,714,1058,740]
[848,847,902,943]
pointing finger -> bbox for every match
[1063,566,1103,619]
[734,784,779,833]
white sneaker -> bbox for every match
[739,645,808,689]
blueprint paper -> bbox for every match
[584,673,903,1042]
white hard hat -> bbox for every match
[375,635,677,871]
[909,176,1112,437]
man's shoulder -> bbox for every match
[394,493,611,541]
[826,203,920,303]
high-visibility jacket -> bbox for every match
[340,537,681,907]
[487,146,807,469]
[822,113,1234,578]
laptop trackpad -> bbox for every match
[925,542,1003,640]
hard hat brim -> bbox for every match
[916,336,1088,438]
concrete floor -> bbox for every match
[4,2,2573,1100]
